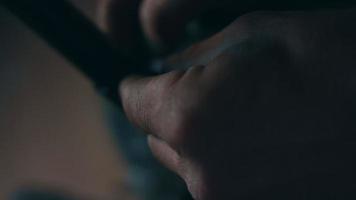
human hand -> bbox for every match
[119,8,356,200]
[99,0,213,52]
[99,0,354,54]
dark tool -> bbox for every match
[0,0,153,106]
[11,189,77,200]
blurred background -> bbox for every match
[0,0,190,199]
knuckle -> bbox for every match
[241,10,277,20]
[237,10,278,25]
[233,11,271,31]
[232,10,289,39]
[156,70,186,98]
[163,70,186,88]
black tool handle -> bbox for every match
[0,0,150,105]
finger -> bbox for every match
[162,30,228,71]
[119,71,184,141]
[160,17,249,71]
[98,0,142,50]
[159,8,277,72]
[140,0,214,49]
[147,135,182,176]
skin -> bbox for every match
[5,1,353,199]
[99,0,354,50]
[101,1,356,199]
[99,0,212,49]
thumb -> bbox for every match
[119,71,184,139]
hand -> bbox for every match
[119,8,356,200]
[99,0,213,51]
[99,0,353,53]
